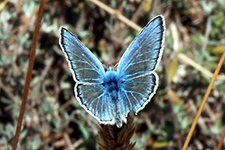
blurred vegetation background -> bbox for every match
[0,0,225,149]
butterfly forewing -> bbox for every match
[59,27,105,83]
[117,15,165,80]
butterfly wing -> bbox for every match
[117,15,165,79]
[76,84,114,123]
[117,15,165,114]
[59,27,105,83]
[119,73,158,117]
[59,27,114,124]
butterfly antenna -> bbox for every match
[101,64,108,71]
[114,62,119,69]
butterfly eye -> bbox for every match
[101,82,106,86]
[120,80,125,84]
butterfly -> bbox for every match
[59,15,165,128]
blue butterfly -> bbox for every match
[59,15,165,127]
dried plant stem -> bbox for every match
[217,128,225,150]
[178,53,225,80]
[97,114,136,150]
[182,50,225,150]
[89,0,142,31]
[0,0,8,12]
[12,0,46,149]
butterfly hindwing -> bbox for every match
[76,84,114,122]
[119,73,158,115]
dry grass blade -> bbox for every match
[182,50,225,150]
[178,53,225,80]
[0,0,8,12]
[97,114,136,150]
[89,0,142,31]
[217,128,225,150]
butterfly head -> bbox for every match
[107,66,115,71]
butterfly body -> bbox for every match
[103,69,120,92]
[102,69,129,127]
[59,15,165,127]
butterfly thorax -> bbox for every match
[103,70,120,92]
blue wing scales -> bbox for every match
[59,27,105,83]
[76,84,113,122]
[119,73,158,115]
[117,15,165,80]
[117,15,165,117]
[59,27,114,124]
